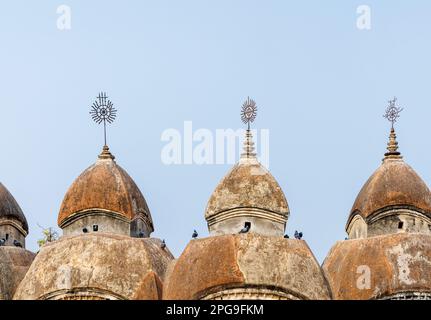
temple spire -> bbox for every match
[383,97,403,160]
[98,145,115,160]
[241,129,257,159]
[240,97,258,160]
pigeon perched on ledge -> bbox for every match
[192,230,198,239]
[239,222,251,234]
[294,230,303,240]
[13,240,22,247]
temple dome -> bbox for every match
[347,128,431,230]
[14,233,173,300]
[164,233,331,300]
[0,183,28,233]
[323,233,431,300]
[205,130,289,236]
[349,158,431,223]
[165,104,327,300]
[58,146,153,232]
[205,158,289,219]
[0,247,35,300]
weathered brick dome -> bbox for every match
[0,183,28,233]
[325,124,431,300]
[348,158,431,227]
[58,146,153,231]
[14,145,174,300]
[163,233,331,300]
[323,233,431,300]
[205,158,289,220]
[204,129,289,237]
[162,127,330,300]
[346,127,431,232]
[0,247,35,300]
[14,233,173,300]
[0,183,34,300]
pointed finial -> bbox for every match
[240,129,257,160]
[383,97,403,160]
[240,97,258,160]
[90,92,117,147]
[98,145,115,160]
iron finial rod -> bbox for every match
[89,92,117,147]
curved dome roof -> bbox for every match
[205,158,289,220]
[0,247,35,300]
[348,128,431,227]
[58,146,153,229]
[323,233,431,300]
[163,234,331,300]
[0,183,28,233]
[14,233,173,300]
[348,158,431,226]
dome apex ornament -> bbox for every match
[98,145,115,160]
[90,92,117,147]
[383,97,403,129]
[383,97,403,159]
[241,97,257,130]
[240,97,257,160]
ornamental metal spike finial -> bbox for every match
[90,92,117,147]
[241,97,257,130]
[240,97,257,160]
[383,97,403,129]
[383,97,403,159]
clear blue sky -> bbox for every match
[1,1,431,262]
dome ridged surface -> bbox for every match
[58,155,152,229]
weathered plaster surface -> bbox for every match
[0,247,35,300]
[205,161,289,220]
[348,159,431,227]
[58,157,153,234]
[164,234,331,300]
[323,233,431,300]
[14,233,173,300]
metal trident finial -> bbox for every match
[241,97,257,130]
[90,92,117,146]
[383,97,403,129]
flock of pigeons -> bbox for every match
[159,223,304,249]
[2,223,303,251]
[190,223,303,240]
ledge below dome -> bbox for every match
[347,207,431,239]
[207,207,287,237]
[59,209,153,238]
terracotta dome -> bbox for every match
[204,129,289,236]
[0,247,35,300]
[323,233,431,300]
[348,158,431,226]
[14,233,173,300]
[163,234,331,300]
[58,146,153,230]
[0,183,28,233]
[347,127,431,228]
[205,158,289,220]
